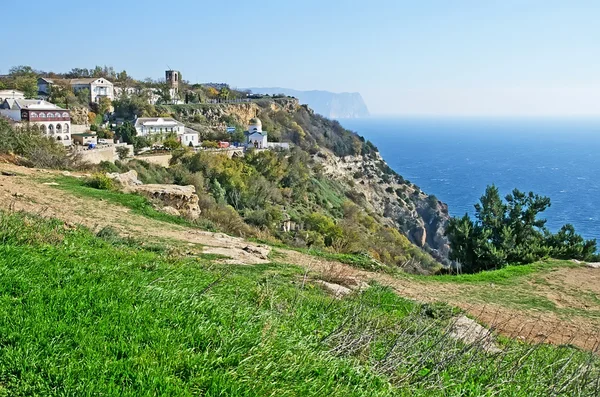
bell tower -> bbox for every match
[165,70,179,95]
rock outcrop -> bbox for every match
[134,185,201,220]
[70,107,90,126]
[107,170,201,220]
[107,170,142,192]
[157,98,300,131]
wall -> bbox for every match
[78,146,117,164]
[71,124,89,134]
[134,154,173,167]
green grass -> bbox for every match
[420,260,574,285]
[0,210,599,396]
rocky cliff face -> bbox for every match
[161,98,300,131]
[313,151,451,264]
[245,87,370,119]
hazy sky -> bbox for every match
[2,0,599,116]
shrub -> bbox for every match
[116,146,130,160]
[85,173,114,190]
[0,120,79,170]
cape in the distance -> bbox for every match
[245,87,370,119]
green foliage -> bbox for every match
[116,146,129,160]
[15,76,38,98]
[115,121,137,144]
[0,120,76,169]
[113,92,156,119]
[447,185,597,273]
[85,173,114,190]
[163,137,181,150]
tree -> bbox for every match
[163,138,181,150]
[116,146,130,160]
[98,97,112,115]
[15,76,38,98]
[132,136,151,153]
[76,88,91,105]
[219,87,231,101]
[446,185,597,273]
[115,121,137,144]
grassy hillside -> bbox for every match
[0,210,598,396]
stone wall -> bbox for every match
[78,147,117,164]
[135,154,173,167]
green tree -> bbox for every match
[163,138,181,150]
[115,121,137,144]
[98,97,112,115]
[15,76,38,98]
[219,87,231,100]
[446,185,597,273]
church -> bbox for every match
[245,118,268,149]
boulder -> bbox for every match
[448,315,502,353]
[161,206,181,217]
[106,170,142,192]
[134,184,201,220]
[586,262,600,269]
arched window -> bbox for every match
[56,124,62,133]
[57,136,62,141]
[40,124,47,134]
[64,124,69,133]
[62,112,69,118]
[39,112,46,118]
[30,112,38,118]
[48,124,54,134]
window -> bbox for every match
[62,112,69,118]
[39,113,46,118]
[30,112,38,118]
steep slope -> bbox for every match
[245,87,370,119]
[159,98,450,269]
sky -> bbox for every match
[2,0,600,116]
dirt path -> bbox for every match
[1,163,599,352]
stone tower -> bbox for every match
[165,70,179,94]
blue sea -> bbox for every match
[340,118,600,242]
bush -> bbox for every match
[0,120,79,170]
[85,173,114,190]
[116,146,130,160]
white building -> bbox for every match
[134,117,198,146]
[0,99,71,145]
[38,77,114,103]
[0,90,25,102]
[245,118,268,149]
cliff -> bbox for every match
[245,87,370,119]
[313,151,450,264]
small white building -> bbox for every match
[134,117,185,136]
[134,117,198,147]
[245,118,268,149]
[182,127,200,147]
[0,90,25,103]
[38,77,114,103]
[0,99,71,145]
